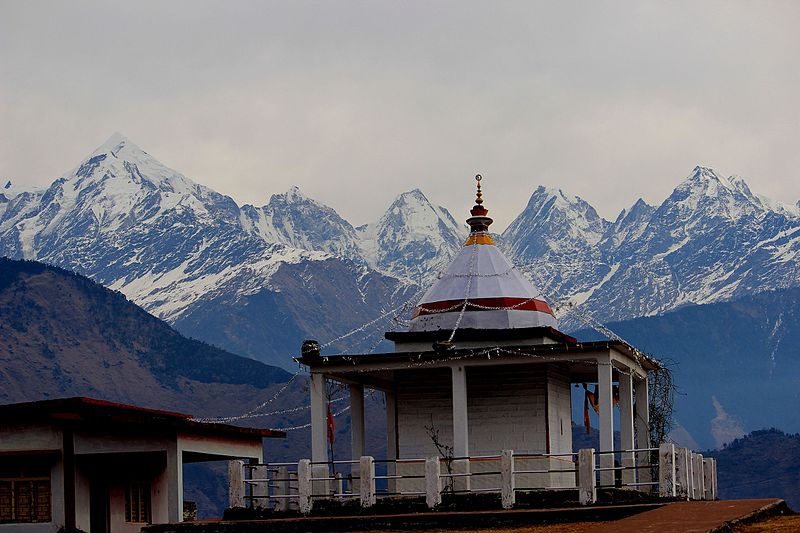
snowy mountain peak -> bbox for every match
[91,132,139,158]
[356,189,465,283]
[241,186,360,259]
[383,189,462,234]
[284,185,304,200]
[0,180,15,202]
[266,185,315,207]
[614,198,654,225]
[391,188,431,209]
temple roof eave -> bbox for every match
[296,338,661,375]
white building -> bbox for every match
[0,397,284,532]
[300,177,659,493]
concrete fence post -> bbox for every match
[298,459,313,515]
[452,458,471,493]
[703,458,713,501]
[334,472,344,497]
[251,465,268,510]
[658,443,676,498]
[425,457,442,509]
[501,450,515,510]
[711,458,718,500]
[694,454,704,500]
[675,448,690,500]
[275,465,289,512]
[228,460,245,509]
[578,449,596,505]
[360,456,376,508]
[688,452,698,500]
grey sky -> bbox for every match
[2,1,799,229]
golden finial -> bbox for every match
[475,174,483,205]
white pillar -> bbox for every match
[166,441,183,522]
[658,443,676,498]
[451,365,469,458]
[251,465,268,510]
[598,359,615,487]
[618,371,635,488]
[501,450,515,510]
[693,453,704,500]
[275,465,289,512]
[350,384,365,493]
[578,448,596,505]
[703,458,714,500]
[451,365,470,492]
[298,459,313,515]
[675,447,690,500]
[385,389,398,493]
[310,373,329,495]
[310,373,328,464]
[425,457,442,509]
[350,384,366,460]
[711,458,718,500]
[359,456,376,508]
[228,460,244,508]
[634,376,651,491]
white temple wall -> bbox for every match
[394,364,575,492]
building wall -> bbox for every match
[394,364,576,491]
[0,424,64,533]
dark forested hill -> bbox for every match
[705,429,800,510]
[573,287,800,451]
[0,257,290,418]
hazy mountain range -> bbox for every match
[1,134,799,371]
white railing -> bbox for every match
[229,445,717,514]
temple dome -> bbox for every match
[409,176,557,332]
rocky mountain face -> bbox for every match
[356,189,466,284]
[0,135,433,367]
[574,286,800,451]
[504,166,800,326]
[2,134,799,368]
[0,257,289,411]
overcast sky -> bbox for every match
[2,1,799,229]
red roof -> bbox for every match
[0,397,285,439]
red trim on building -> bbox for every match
[413,297,555,318]
[0,397,286,439]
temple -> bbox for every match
[298,176,660,497]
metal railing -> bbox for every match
[229,444,718,514]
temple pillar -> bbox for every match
[310,373,329,494]
[635,376,652,490]
[598,357,615,487]
[618,371,635,487]
[451,365,470,491]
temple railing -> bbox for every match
[230,444,717,514]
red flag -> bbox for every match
[327,401,335,447]
[583,391,591,434]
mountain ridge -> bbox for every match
[2,134,799,368]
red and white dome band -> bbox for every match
[413,297,555,319]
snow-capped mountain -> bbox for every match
[2,134,799,361]
[502,186,611,303]
[0,134,415,368]
[505,166,800,325]
[241,186,363,260]
[357,189,467,283]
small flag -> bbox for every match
[583,391,591,434]
[327,401,335,446]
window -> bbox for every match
[0,478,51,523]
[124,482,151,523]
